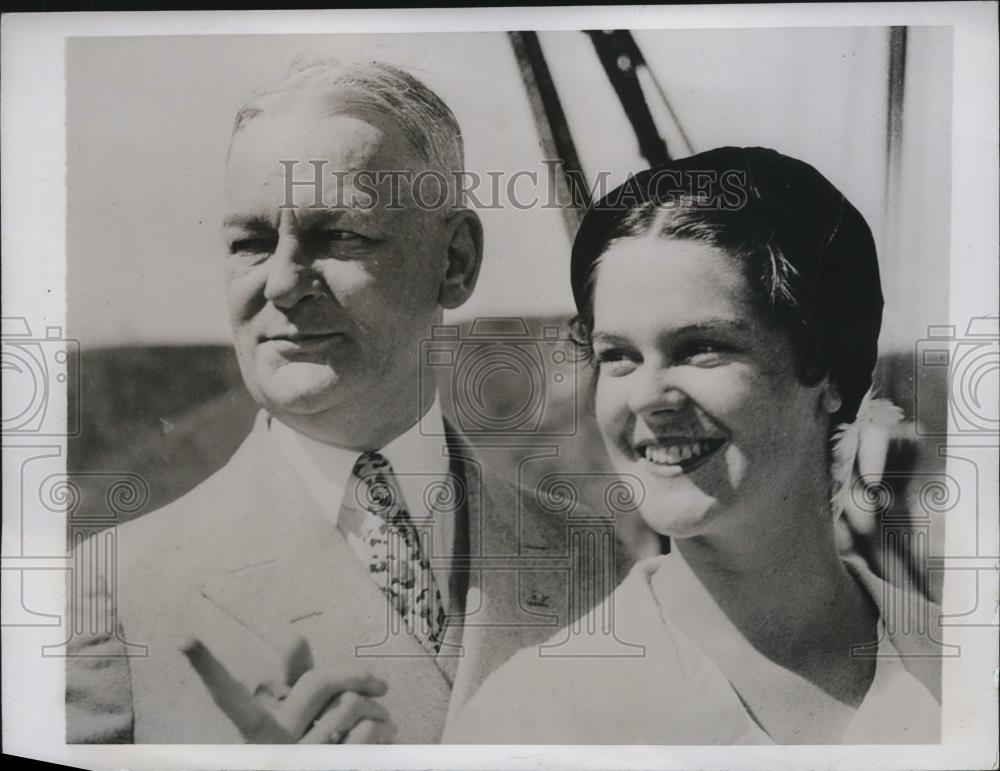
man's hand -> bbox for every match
[179,634,396,743]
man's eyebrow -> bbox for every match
[222,214,274,231]
[224,208,362,231]
[294,207,354,227]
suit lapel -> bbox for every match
[442,426,637,726]
[197,412,452,742]
[443,430,571,721]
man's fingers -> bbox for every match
[178,637,289,742]
[343,717,397,744]
[300,696,391,744]
[298,694,391,744]
[277,631,314,687]
[256,631,315,702]
[275,669,388,739]
[274,670,341,738]
[178,635,388,744]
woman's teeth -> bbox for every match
[642,441,715,466]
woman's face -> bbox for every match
[591,236,831,540]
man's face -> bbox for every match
[223,109,451,441]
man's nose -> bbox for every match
[263,235,322,308]
[627,365,690,418]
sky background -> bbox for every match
[66,27,951,351]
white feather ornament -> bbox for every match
[830,388,905,517]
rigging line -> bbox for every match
[633,50,695,158]
[883,27,907,315]
[586,30,670,168]
[508,30,588,236]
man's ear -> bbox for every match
[438,209,484,310]
[819,377,843,415]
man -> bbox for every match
[66,59,630,744]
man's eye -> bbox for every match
[228,238,274,255]
[316,230,363,243]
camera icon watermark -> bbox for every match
[419,318,581,437]
[1,317,80,436]
[914,316,999,436]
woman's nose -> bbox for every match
[626,366,689,416]
[263,236,322,308]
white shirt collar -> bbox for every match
[380,396,450,482]
[269,397,455,613]
[268,397,449,527]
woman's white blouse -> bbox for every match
[446,554,941,744]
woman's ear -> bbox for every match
[438,209,484,310]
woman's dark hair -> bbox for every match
[569,146,884,425]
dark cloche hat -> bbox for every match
[570,147,884,423]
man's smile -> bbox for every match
[261,332,348,356]
[259,325,346,342]
[265,332,343,342]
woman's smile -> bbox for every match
[631,436,727,476]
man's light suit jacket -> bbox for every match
[66,411,630,743]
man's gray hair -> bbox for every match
[231,57,465,186]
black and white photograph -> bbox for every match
[1,5,997,770]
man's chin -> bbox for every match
[255,367,353,416]
[265,393,342,416]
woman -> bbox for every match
[446,147,941,744]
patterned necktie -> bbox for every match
[351,451,446,655]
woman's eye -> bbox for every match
[677,340,732,365]
[594,348,639,374]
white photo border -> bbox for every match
[1,3,997,769]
